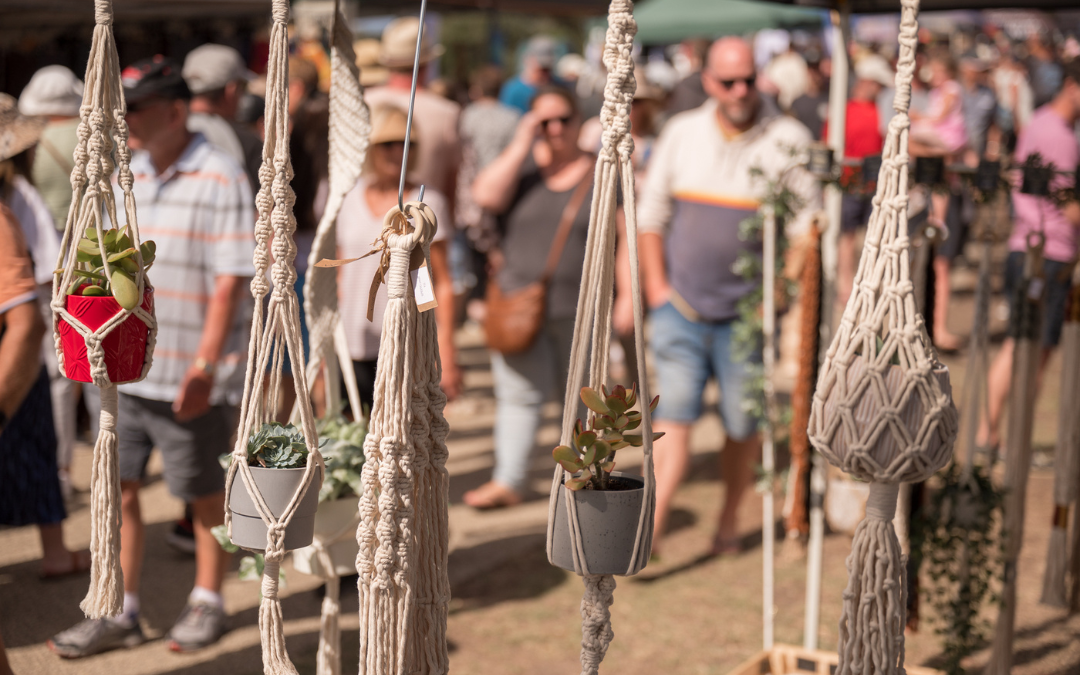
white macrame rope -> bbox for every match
[543,3,652,674]
[302,0,371,421]
[309,510,363,675]
[49,0,157,619]
[355,203,449,675]
[222,2,325,672]
[808,0,957,672]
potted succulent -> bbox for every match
[57,226,156,384]
[227,422,326,552]
[292,415,367,578]
[550,384,663,575]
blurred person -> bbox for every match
[0,104,87,581]
[827,55,890,307]
[49,56,256,657]
[789,48,829,140]
[637,37,820,556]
[666,37,711,116]
[365,18,462,398]
[959,56,998,162]
[993,50,1034,147]
[1027,34,1062,108]
[336,105,456,412]
[980,61,1080,454]
[17,65,82,230]
[500,35,562,114]
[465,87,601,509]
[762,46,809,112]
[183,44,262,193]
[909,53,968,351]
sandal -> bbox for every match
[463,481,522,510]
[41,549,92,580]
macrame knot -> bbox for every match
[261,559,282,600]
[264,524,288,563]
[271,0,290,25]
[94,0,113,25]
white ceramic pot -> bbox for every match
[228,465,323,551]
[292,496,361,578]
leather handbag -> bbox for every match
[484,174,592,354]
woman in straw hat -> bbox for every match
[336,104,456,412]
[0,95,89,580]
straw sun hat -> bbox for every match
[378,17,444,69]
[369,104,418,145]
[0,94,46,162]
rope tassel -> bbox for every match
[80,385,124,617]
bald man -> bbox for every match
[636,37,821,556]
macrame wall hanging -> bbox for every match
[986,232,1046,675]
[1040,278,1080,608]
[544,2,656,673]
[299,3,372,674]
[221,2,325,673]
[51,0,157,619]
[807,0,959,672]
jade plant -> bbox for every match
[552,384,663,491]
[246,422,327,468]
[65,226,156,310]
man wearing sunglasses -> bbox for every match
[638,37,820,557]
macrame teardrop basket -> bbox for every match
[544,2,656,674]
[50,0,158,619]
[807,0,958,672]
[221,2,325,673]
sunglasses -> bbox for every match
[539,115,574,131]
[714,74,756,90]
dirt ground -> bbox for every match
[3,260,1080,674]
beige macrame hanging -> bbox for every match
[298,3,372,674]
[354,200,451,675]
[544,2,656,673]
[807,0,958,672]
[50,0,157,620]
[221,1,325,673]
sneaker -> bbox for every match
[166,601,227,652]
[166,518,197,556]
[48,618,146,658]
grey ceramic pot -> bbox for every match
[551,471,646,575]
[228,465,323,552]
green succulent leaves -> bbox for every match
[551,383,664,491]
[246,422,328,469]
[66,226,155,310]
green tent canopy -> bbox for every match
[635,0,826,44]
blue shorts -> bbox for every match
[650,301,760,440]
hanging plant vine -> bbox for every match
[910,462,1005,675]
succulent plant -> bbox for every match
[552,384,663,491]
[246,422,327,469]
[64,226,156,310]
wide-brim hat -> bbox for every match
[378,17,445,69]
[19,65,84,118]
[0,93,46,162]
[354,38,390,87]
[368,104,418,145]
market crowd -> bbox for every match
[0,12,1078,667]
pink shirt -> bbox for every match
[1009,105,1080,262]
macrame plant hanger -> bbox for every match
[544,2,655,673]
[807,0,959,672]
[298,3,371,674]
[51,0,157,619]
[353,0,452,671]
[222,1,325,673]
[1040,271,1080,608]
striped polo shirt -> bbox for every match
[114,133,257,406]
[638,99,821,322]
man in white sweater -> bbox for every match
[638,37,820,556]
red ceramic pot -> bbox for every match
[58,288,154,384]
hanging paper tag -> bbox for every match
[411,259,438,312]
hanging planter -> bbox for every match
[914,156,945,186]
[58,288,153,384]
[807,144,835,180]
[292,497,358,576]
[1020,164,1053,197]
[974,159,1002,195]
[551,472,645,575]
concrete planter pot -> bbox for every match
[228,465,323,552]
[551,471,645,575]
[292,496,361,577]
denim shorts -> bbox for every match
[650,301,760,440]
[1003,250,1073,348]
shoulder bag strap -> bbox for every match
[539,169,594,285]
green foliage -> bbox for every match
[246,422,327,469]
[210,524,286,589]
[65,226,155,310]
[552,384,663,491]
[910,462,1005,675]
[316,415,367,502]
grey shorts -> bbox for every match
[117,394,238,501]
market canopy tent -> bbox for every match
[767,0,1078,12]
[1,0,270,26]
[633,0,825,45]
